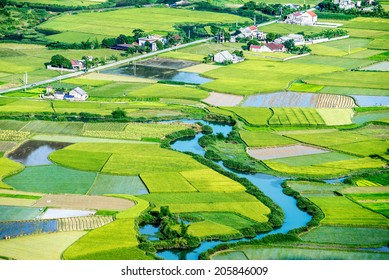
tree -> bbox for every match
[0,0,8,9]
[132,28,146,40]
[116,34,128,44]
[266,32,277,42]
[111,108,127,119]
[101,37,116,48]
[284,39,295,51]
[50,54,72,69]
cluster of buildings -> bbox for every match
[334,0,374,10]
[111,34,181,53]
[284,10,318,26]
[41,86,88,101]
[231,25,266,43]
[213,51,245,64]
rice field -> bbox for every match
[286,180,346,195]
[306,196,388,227]
[0,141,17,152]
[57,216,114,232]
[222,107,271,126]
[239,130,298,147]
[330,140,389,157]
[212,245,389,260]
[126,84,209,100]
[140,172,197,193]
[0,231,87,260]
[247,144,328,160]
[0,130,30,141]
[268,108,326,126]
[89,174,148,195]
[300,226,389,246]
[4,165,97,194]
[181,220,240,237]
[0,205,43,221]
[270,152,358,167]
[316,108,354,126]
[38,7,249,38]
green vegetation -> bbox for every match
[269,108,325,126]
[89,174,148,195]
[239,130,297,147]
[270,152,358,167]
[0,205,42,221]
[307,196,388,227]
[301,226,389,246]
[140,172,197,193]
[4,165,97,194]
[0,193,41,200]
[222,107,271,126]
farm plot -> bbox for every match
[316,108,354,126]
[140,172,197,193]
[0,231,87,260]
[361,61,389,71]
[0,130,30,141]
[33,194,135,211]
[306,196,388,227]
[319,86,389,96]
[0,205,43,221]
[300,226,389,246]
[239,130,298,147]
[4,165,97,194]
[0,141,17,152]
[286,180,346,195]
[222,107,271,126]
[268,108,325,126]
[57,216,114,232]
[247,144,328,160]
[292,54,373,69]
[89,174,148,195]
[86,82,150,98]
[351,95,389,107]
[180,220,240,237]
[0,120,27,130]
[83,122,127,132]
[270,152,358,167]
[20,121,84,135]
[38,7,248,38]
[51,143,205,175]
[330,140,389,157]
[179,64,221,73]
[0,219,57,239]
[212,245,389,260]
[82,122,189,141]
[202,92,244,106]
[127,84,209,100]
[0,157,24,179]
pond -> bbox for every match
[103,65,212,84]
[139,224,160,241]
[351,95,389,107]
[0,220,57,239]
[7,141,71,166]
[155,120,312,260]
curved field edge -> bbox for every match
[62,195,153,260]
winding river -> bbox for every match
[153,120,312,260]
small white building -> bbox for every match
[67,87,88,101]
[138,35,165,52]
[285,11,317,25]
[70,59,85,70]
[275,34,306,45]
[250,43,286,53]
[214,51,244,64]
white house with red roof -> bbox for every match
[285,10,317,25]
[250,43,286,53]
[70,59,85,70]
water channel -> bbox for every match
[139,120,312,260]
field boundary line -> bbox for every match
[99,153,113,173]
[85,172,100,195]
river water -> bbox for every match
[150,120,312,260]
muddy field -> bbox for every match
[202,92,244,106]
[33,194,135,211]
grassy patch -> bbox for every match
[182,220,240,237]
[0,157,24,179]
[0,205,42,221]
[269,108,325,126]
[330,140,389,157]
[127,84,209,100]
[89,174,148,196]
[271,152,358,167]
[240,130,297,147]
[222,107,271,126]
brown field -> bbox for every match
[316,94,355,108]
[33,194,135,210]
[202,92,244,106]
[247,144,329,160]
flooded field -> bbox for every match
[7,141,71,166]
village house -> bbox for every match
[334,0,357,9]
[250,43,286,53]
[285,11,317,25]
[70,59,85,70]
[110,42,138,51]
[138,35,165,52]
[213,51,244,64]
[42,86,88,101]
[275,34,305,45]
[233,26,266,42]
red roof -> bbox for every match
[249,26,257,31]
[294,12,302,16]
[250,45,261,50]
[265,43,284,51]
[307,11,317,17]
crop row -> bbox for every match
[57,216,113,231]
[269,108,325,126]
[0,130,30,141]
[316,94,355,108]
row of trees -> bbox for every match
[318,0,389,18]
[49,53,118,69]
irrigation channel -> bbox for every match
[140,119,315,260]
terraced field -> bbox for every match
[268,108,325,126]
[57,216,114,232]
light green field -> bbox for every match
[0,130,30,141]
[293,54,373,69]
[21,121,84,135]
[14,0,107,6]
[39,7,249,38]
[212,245,389,260]
[260,23,327,35]
[301,226,389,246]
[319,86,389,96]
[4,165,97,194]
[83,122,127,132]
[289,83,324,93]
[309,38,372,57]
[304,71,389,90]
[89,174,148,196]
[240,130,297,147]
[330,140,389,157]
[83,122,188,141]
[47,31,107,44]
[316,108,353,126]
[0,157,24,179]
[0,205,43,221]
[286,181,346,195]
[86,82,150,98]
[180,169,246,192]
[307,196,388,227]
[181,220,240,237]
[126,84,210,100]
[140,172,197,193]
[201,59,343,95]
[222,107,271,126]
[51,143,205,175]
[271,152,358,167]
[0,231,87,260]
[269,108,325,126]
[342,17,389,32]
